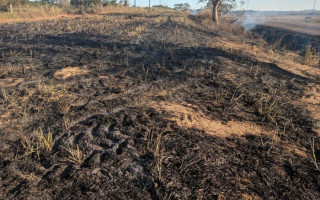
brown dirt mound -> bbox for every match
[149,101,270,137]
[54,67,88,80]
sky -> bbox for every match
[132,0,320,11]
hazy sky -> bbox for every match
[133,0,320,11]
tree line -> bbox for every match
[0,0,130,9]
[173,3,190,11]
[0,0,238,24]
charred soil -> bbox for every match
[0,11,320,199]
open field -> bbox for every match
[265,20,320,36]
[252,24,320,53]
[264,16,320,36]
[234,16,320,57]
[236,14,320,53]
[0,10,320,199]
[238,15,320,36]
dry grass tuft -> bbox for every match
[63,145,83,165]
[0,87,10,103]
[37,81,56,97]
[303,45,319,67]
[20,128,53,159]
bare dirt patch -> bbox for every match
[241,193,262,200]
[282,142,308,158]
[149,101,269,137]
[54,66,89,80]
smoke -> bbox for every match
[190,9,202,15]
[237,12,269,31]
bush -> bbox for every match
[0,0,8,12]
[70,0,101,7]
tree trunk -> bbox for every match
[211,0,221,24]
[10,4,13,14]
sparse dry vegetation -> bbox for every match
[0,4,146,22]
[62,145,84,165]
[303,44,319,67]
[0,8,320,200]
[0,87,9,103]
[19,128,53,159]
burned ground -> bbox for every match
[252,24,320,53]
[0,11,320,199]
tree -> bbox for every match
[174,3,190,11]
[239,0,245,10]
[0,0,26,11]
[71,0,101,7]
[103,0,117,6]
[174,3,182,10]
[60,0,70,7]
[207,1,235,14]
[199,0,236,23]
[0,0,7,7]
[183,3,190,10]
[219,3,234,14]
